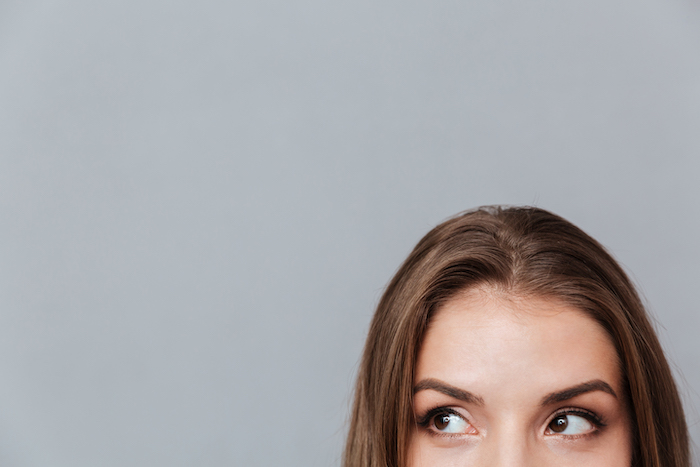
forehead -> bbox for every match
[416,291,621,398]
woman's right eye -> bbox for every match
[423,410,475,434]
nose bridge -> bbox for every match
[480,420,538,467]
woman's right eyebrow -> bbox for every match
[413,378,485,406]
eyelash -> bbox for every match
[415,406,606,438]
[416,406,461,427]
[547,407,607,434]
[415,406,472,437]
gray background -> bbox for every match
[1,0,699,465]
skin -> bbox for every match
[408,289,632,466]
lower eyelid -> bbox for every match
[544,409,604,438]
[418,408,605,439]
[416,408,475,433]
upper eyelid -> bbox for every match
[416,406,479,438]
[544,407,606,432]
[416,406,470,427]
[416,406,605,437]
[544,407,607,439]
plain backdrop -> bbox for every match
[1,0,699,465]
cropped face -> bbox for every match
[408,290,632,466]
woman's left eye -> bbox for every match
[545,414,595,436]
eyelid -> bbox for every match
[549,407,606,427]
[416,406,476,436]
[544,407,606,437]
[416,406,461,427]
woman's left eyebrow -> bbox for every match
[540,379,617,406]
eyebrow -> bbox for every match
[413,378,485,406]
[413,378,617,408]
[539,379,617,406]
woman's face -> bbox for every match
[408,290,632,466]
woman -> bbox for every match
[343,206,689,467]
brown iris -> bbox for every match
[549,415,568,433]
[434,414,452,430]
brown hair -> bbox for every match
[343,206,689,467]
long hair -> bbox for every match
[343,206,689,467]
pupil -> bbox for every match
[550,416,568,433]
[434,414,450,430]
